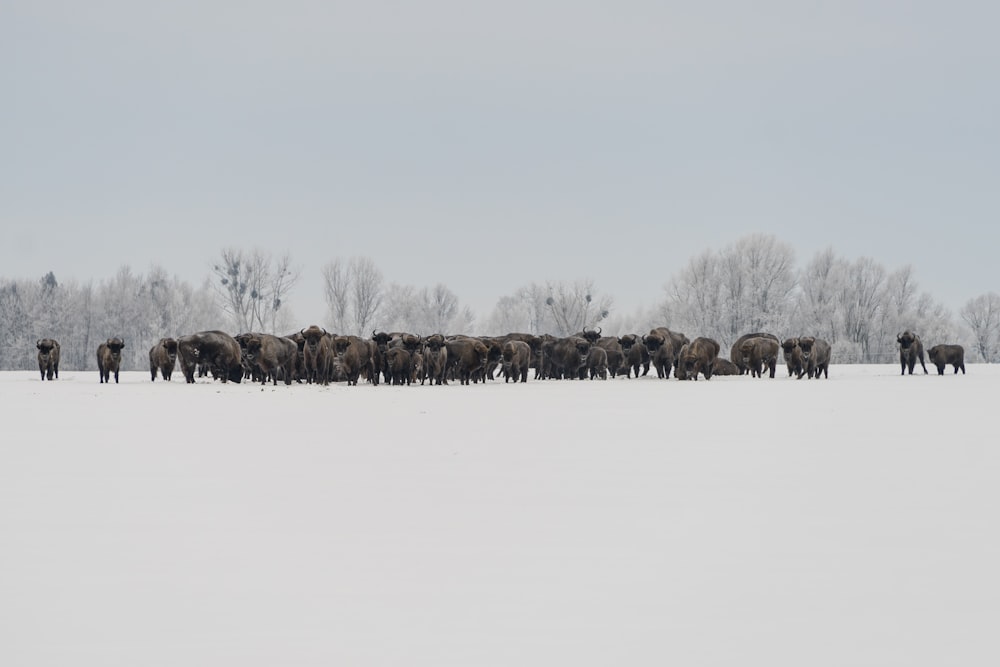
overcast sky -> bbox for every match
[3,1,997,323]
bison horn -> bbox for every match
[300,328,306,335]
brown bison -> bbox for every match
[384,347,412,386]
[897,331,928,375]
[797,337,831,379]
[284,330,307,382]
[501,339,531,383]
[678,337,720,381]
[177,331,244,384]
[730,332,780,375]
[409,351,424,385]
[739,336,780,379]
[587,345,609,380]
[502,333,543,377]
[618,334,650,378]
[36,338,60,381]
[301,325,334,385]
[148,337,178,381]
[575,326,603,346]
[781,338,804,378]
[333,335,376,386]
[245,334,298,385]
[97,337,125,384]
[927,344,965,375]
[642,328,675,379]
[595,336,625,378]
[542,336,591,380]
[371,330,394,384]
[445,337,490,385]
[421,334,449,385]
[710,357,740,376]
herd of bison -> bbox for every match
[31,327,967,386]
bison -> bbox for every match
[618,334,650,378]
[177,331,244,384]
[332,335,376,386]
[245,334,298,385]
[587,345,609,380]
[927,344,965,375]
[421,334,449,385]
[97,337,125,384]
[301,325,334,385]
[781,338,803,378]
[595,336,625,378]
[710,357,740,376]
[384,347,412,385]
[36,338,60,381]
[897,331,928,375]
[730,332,780,375]
[738,336,780,379]
[148,337,178,381]
[575,326,603,346]
[678,337,720,381]
[642,328,675,379]
[445,337,489,385]
[543,336,591,380]
[797,337,831,379]
[501,339,531,383]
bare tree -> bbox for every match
[483,295,533,335]
[377,282,474,334]
[485,280,611,336]
[661,249,724,342]
[544,279,612,337]
[350,257,383,336]
[321,258,351,332]
[212,248,299,332]
[961,292,1000,362]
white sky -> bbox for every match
[3,2,998,322]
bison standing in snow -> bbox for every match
[36,338,60,381]
[927,344,965,375]
[149,338,178,381]
[97,337,125,384]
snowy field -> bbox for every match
[2,365,998,667]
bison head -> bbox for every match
[897,331,917,350]
[245,338,263,363]
[372,330,392,351]
[105,337,125,357]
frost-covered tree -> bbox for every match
[793,247,848,341]
[0,268,220,371]
[660,235,797,348]
[836,257,886,362]
[961,292,1000,362]
[380,283,474,334]
[660,249,723,341]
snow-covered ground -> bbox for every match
[2,365,997,666]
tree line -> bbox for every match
[2,235,998,371]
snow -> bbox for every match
[2,366,998,666]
